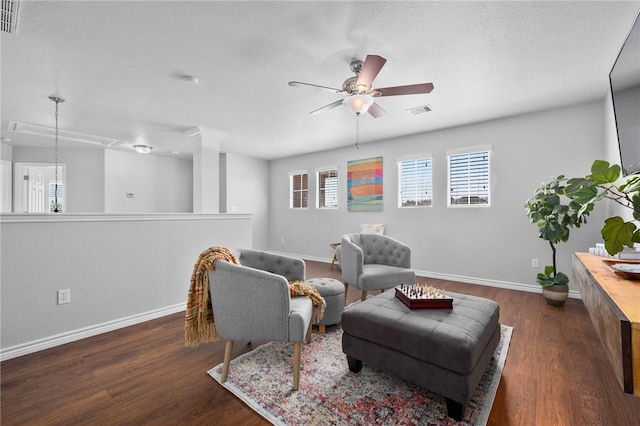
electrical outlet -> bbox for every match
[531,258,539,268]
[57,289,70,305]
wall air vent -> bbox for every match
[8,121,127,147]
[1,0,20,34]
[406,105,433,115]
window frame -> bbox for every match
[447,148,491,208]
[289,170,309,209]
[397,155,433,208]
[316,166,338,209]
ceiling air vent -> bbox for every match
[1,0,20,34]
[406,105,433,115]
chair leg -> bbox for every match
[221,340,234,383]
[343,283,349,306]
[293,342,302,390]
[305,320,312,343]
[360,290,368,301]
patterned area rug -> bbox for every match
[208,324,513,425]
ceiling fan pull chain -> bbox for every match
[355,113,360,149]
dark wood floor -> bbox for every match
[2,260,640,425]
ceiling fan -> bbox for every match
[288,55,434,118]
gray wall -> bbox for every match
[104,149,192,213]
[12,146,106,212]
[269,100,607,290]
[225,153,270,250]
[0,214,253,358]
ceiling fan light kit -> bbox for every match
[343,93,374,115]
[289,54,435,149]
[289,54,434,119]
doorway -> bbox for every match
[13,162,66,213]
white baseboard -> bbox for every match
[412,269,582,299]
[0,303,185,362]
[287,254,582,300]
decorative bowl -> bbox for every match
[610,263,640,280]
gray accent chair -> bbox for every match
[341,233,415,301]
[208,249,313,391]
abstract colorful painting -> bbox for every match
[347,156,383,211]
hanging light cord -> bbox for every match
[54,99,60,212]
[49,94,65,213]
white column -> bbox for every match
[188,127,225,213]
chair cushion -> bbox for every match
[358,264,415,290]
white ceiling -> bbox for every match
[2,1,639,160]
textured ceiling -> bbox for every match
[1,1,639,160]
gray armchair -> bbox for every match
[208,249,313,390]
[341,233,416,301]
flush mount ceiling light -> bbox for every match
[133,144,153,154]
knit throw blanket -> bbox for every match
[185,247,326,347]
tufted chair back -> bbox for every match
[344,233,411,268]
[234,248,306,282]
[341,233,415,301]
[357,234,410,267]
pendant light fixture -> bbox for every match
[48,93,64,213]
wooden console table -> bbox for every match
[572,252,640,396]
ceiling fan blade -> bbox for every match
[367,102,386,118]
[356,55,387,91]
[374,83,434,97]
[309,99,344,115]
[288,81,341,94]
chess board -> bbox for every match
[394,284,453,309]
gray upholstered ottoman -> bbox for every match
[341,290,500,421]
[307,278,345,333]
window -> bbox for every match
[448,150,490,206]
[289,171,308,209]
[317,168,338,209]
[398,157,432,207]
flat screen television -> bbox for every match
[610,11,640,176]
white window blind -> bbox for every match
[398,157,432,207]
[317,168,338,209]
[289,171,308,208]
[448,151,490,206]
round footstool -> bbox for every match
[307,278,345,333]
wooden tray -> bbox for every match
[394,287,453,309]
[603,259,640,280]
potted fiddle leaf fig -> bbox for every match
[525,175,593,306]
[565,160,640,256]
